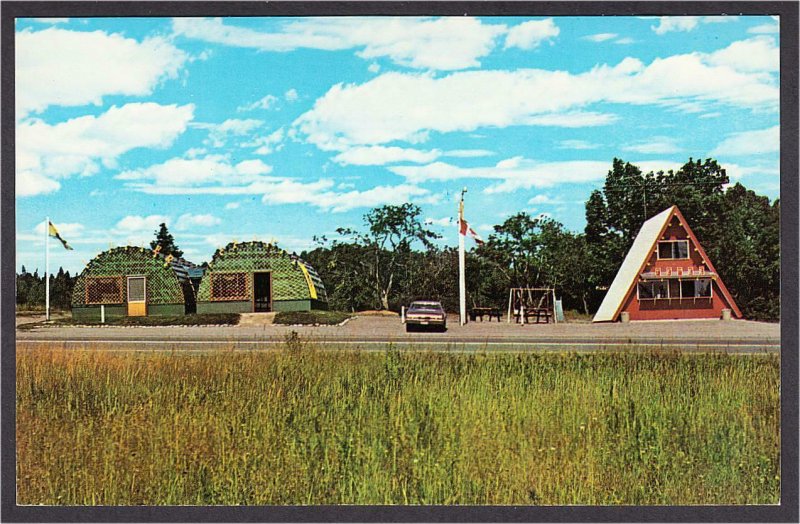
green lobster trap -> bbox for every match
[196,241,328,314]
[71,246,198,321]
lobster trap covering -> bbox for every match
[72,246,196,307]
[197,241,327,303]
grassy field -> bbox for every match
[16,343,780,505]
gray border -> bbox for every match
[2,2,797,522]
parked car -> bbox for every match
[405,300,447,332]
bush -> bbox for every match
[273,310,352,325]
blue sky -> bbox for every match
[15,15,780,274]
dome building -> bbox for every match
[196,241,327,314]
[71,246,198,321]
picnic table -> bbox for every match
[514,307,553,324]
[469,307,502,322]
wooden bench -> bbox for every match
[469,307,502,322]
[516,307,553,324]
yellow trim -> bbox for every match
[298,262,318,300]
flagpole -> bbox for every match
[459,188,467,326]
[45,216,50,321]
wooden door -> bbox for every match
[127,276,147,316]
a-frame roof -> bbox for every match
[592,205,741,322]
[593,207,673,322]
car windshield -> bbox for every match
[409,302,442,311]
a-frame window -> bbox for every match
[657,240,689,259]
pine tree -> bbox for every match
[150,223,183,258]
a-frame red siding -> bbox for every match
[618,207,741,321]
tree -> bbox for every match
[706,183,779,321]
[478,213,566,287]
[150,223,183,258]
[313,204,440,310]
[585,157,729,285]
[584,157,777,320]
[361,203,440,310]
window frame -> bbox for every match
[638,277,713,301]
[657,240,690,260]
[210,272,250,301]
[85,276,124,305]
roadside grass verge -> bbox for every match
[16,345,779,505]
[273,310,352,325]
[17,313,240,330]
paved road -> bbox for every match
[16,316,780,353]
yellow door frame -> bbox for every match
[127,275,147,317]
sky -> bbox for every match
[15,15,780,274]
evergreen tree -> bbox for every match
[150,223,183,258]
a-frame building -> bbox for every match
[593,205,742,322]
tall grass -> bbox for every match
[16,344,779,505]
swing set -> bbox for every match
[506,287,557,324]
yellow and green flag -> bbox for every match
[48,221,73,250]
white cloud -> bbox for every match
[711,126,779,156]
[524,111,619,127]
[244,128,285,155]
[333,146,441,166]
[722,162,779,181]
[652,16,738,35]
[117,153,436,212]
[622,136,681,154]
[425,217,453,227]
[332,146,494,166]
[175,213,221,230]
[615,37,635,45]
[583,33,617,42]
[390,158,611,193]
[258,180,438,213]
[652,16,700,34]
[748,23,779,35]
[446,149,494,158]
[707,36,778,73]
[284,89,299,101]
[368,63,380,74]
[173,17,507,71]
[528,194,562,205]
[557,139,600,150]
[237,94,278,112]
[30,18,69,24]
[34,221,85,236]
[198,118,263,147]
[504,19,559,50]
[116,154,273,189]
[225,202,241,210]
[294,46,777,150]
[16,27,187,117]
[17,102,194,197]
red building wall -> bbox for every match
[620,216,736,321]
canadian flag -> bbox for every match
[459,218,484,244]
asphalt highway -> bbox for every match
[15,316,781,354]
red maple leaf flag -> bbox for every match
[459,218,484,244]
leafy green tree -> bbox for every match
[706,184,780,320]
[306,204,440,311]
[302,241,374,312]
[150,223,183,258]
[585,157,777,320]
